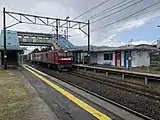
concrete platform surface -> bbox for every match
[24,64,146,120]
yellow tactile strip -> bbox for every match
[24,66,112,120]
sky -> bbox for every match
[0,0,160,47]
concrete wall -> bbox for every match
[121,51,124,67]
[96,52,115,65]
[97,53,104,64]
[90,53,97,63]
[112,52,115,66]
[90,50,150,67]
[95,52,126,66]
[132,50,150,67]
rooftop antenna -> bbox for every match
[128,39,133,46]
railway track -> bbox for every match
[69,71,160,101]
[25,64,154,120]
[25,63,160,120]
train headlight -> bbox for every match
[60,58,71,60]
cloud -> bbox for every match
[100,34,117,46]
[119,40,154,46]
[116,10,160,32]
[0,0,160,47]
[91,4,160,46]
[116,19,147,32]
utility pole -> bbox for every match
[3,7,7,69]
[88,20,90,63]
[66,22,68,39]
[65,16,69,39]
[56,19,59,43]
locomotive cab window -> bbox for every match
[58,52,66,56]
[67,52,73,56]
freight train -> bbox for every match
[27,49,73,70]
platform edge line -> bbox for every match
[24,66,112,120]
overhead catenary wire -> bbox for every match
[68,0,140,37]
[68,0,125,33]
[63,0,111,37]
[91,0,143,24]
[87,0,129,20]
[69,0,142,36]
[68,0,133,33]
[69,0,133,34]
[106,9,160,33]
[70,6,160,37]
[91,1,160,32]
[72,0,111,20]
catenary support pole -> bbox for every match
[56,19,59,42]
[3,7,7,69]
[88,20,90,63]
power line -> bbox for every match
[87,0,128,20]
[72,0,111,20]
[69,0,130,34]
[91,1,160,32]
[152,38,159,44]
[69,0,134,35]
[66,0,111,36]
[70,6,160,37]
[109,8,160,31]
[91,0,143,24]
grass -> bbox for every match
[0,70,31,120]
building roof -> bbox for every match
[76,44,158,52]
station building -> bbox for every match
[0,30,23,67]
[76,44,158,68]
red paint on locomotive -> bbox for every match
[28,49,73,70]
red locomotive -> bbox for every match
[27,49,73,70]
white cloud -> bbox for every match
[116,19,147,32]
[0,0,160,47]
[116,11,160,32]
[92,7,160,46]
[119,40,154,46]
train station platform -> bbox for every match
[22,64,146,120]
[73,64,160,84]
[0,64,150,120]
[74,63,160,75]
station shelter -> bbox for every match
[75,44,157,68]
[0,30,23,67]
[73,50,90,64]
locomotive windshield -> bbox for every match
[67,52,73,56]
[57,52,73,56]
[58,52,66,56]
